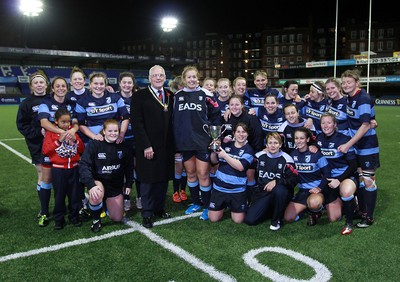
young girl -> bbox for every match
[209,123,254,223]
[245,132,298,230]
[42,108,85,230]
[284,127,332,226]
[79,119,134,232]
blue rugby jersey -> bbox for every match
[67,88,90,103]
[299,98,329,135]
[256,150,298,189]
[326,96,349,136]
[346,89,379,156]
[119,93,134,140]
[213,141,254,193]
[316,131,357,181]
[290,148,330,190]
[277,117,316,155]
[255,107,285,141]
[173,86,221,152]
[75,91,129,136]
[38,95,76,123]
[248,87,283,109]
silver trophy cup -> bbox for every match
[203,124,227,152]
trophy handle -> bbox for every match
[203,124,210,136]
[219,124,227,137]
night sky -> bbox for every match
[0,0,397,53]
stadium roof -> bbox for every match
[0,46,196,70]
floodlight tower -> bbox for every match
[19,0,44,47]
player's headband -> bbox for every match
[30,74,47,83]
[311,83,323,93]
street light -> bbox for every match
[19,0,44,47]
[161,17,178,32]
[19,0,43,17]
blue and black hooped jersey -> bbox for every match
[346,89,379,156]
[248,87,283,109]
[316,131,357,180]
[291,148,330,191]
[38,95,76,123]
[299,98,329,135]
[75,91,130,135]
[326,96,349,136]
[213,141,254,193]
[255,107,285,141]
[277,117,316,155]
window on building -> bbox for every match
[378,29,384,38]
[282,35,287,43]
[351,43,357,51]
[266,58,272,65]
[289,34,295,43]
[274,46,279,55]
[351,31,357,40]
[274,57,279,64]
[360,42,365,52]
[281,57,287,64]
[378,41,383,50]
[289,57,294,64]
[360,30,366,40]
[289,45,294,54]
[388,28,394,37]
[296,45,302,54]
[387,41,393,50]
[274,35,279,44]
[318,48,326,57]
[267,47,272,55]
[281,46,287,54]
[297,56,302,63]
[266,36,272,44]
[297,34,303,42]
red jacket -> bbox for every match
[42,129,85,169]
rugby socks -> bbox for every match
[246,180,257,204]
[39,181,52,216]
[365,187,377,219]
[341,195,355,224]
[173,173,182,193]
[200,184,211,207]
[89,202,103,221]
[188,180,200,205]
[180,171,187,191]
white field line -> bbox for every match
[0,140,33,165]
[0,213,236,282]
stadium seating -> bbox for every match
[0,65,173,96]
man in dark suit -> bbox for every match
[131,65,175,228]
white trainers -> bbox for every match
[270,220,281,231]
[136,197,142,209]
[124,199,131,211]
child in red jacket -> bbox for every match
[42,108,84,230]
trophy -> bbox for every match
[203,124,227,152]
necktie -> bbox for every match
[158,90,163,102]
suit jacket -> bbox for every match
[131,86,175,183]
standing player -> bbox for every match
[173,65,221,220]
[338,70,380,228]
[16,71,50,226]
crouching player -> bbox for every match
[79,119,134,232]
[284,127,341,226]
